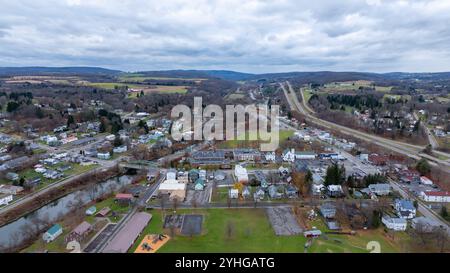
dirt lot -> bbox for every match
[266,207,303,236]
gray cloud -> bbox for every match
[0,0,450,73]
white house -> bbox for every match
[312,173,324,194]
[382,216,407,231]
[394,199,416,219]
[282,149,296,162]
[97,152,111,160]
[0,193,13,206]
[420,191,450,203]
[0,184,24,195]
[229,188,239,199]
[295,151,317,160]
[264,152,276,162]
[105,134,116,141]
[166,169,177,180]
[368,184,391,196]
[45,136,58,145]
[420,176,433,185]
[113,145,127,153]
[359,154,369,161]
[42,224,63,243]
[234,165,248,183]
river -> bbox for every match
[0,175,133,251]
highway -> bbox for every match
[280,81,450,172]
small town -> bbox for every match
[1,1,450,264]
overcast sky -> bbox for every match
[1,0,450,73]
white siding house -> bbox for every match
[420,191,450,202]
[0,194,13,206]
[382,216,407,231]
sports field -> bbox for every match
[129,208,407,253]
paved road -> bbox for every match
[389,179,450,236]
[280,81,450,172]
[94,173,164,253]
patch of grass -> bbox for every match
[218,130,293,149]
[85,82,144,89]
[130,208,408,253]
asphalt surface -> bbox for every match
[280,81,450,172]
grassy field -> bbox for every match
[322,81,392,93]
[84,82,144,89]
[218,130,294,149]
[303,89,314,103]
[127,85,188,97]
[129,208,407,253]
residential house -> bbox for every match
[194,178,205,191]
[44,170,62,179]
[25,177,42,188]
[113,145,127,153]
[304,229,322,238]
[188,169,200,183]
[166,169,177,180]
[312,173,325,195]
[43,158,59,165]
[264,152,276,162]
[255,171,268,188]
[268,185,283,199]
[295,151,317,160]
[57,164,72,172]
[327,185,344,198]
[242,186,251,199]
[0,193,13,206]
[285,185,298,198]
[65,221,93,243]
[382,216,407,231]
[5,172,19,181]
[320,203,336,219]
[115,193,133,205]
[97,152,111,160]
[43,224,63,243]
[229,188,239,199]
[85,206,97,216]
[0,184,23,195]
[254,188,265,200]
[420,191,450,203]
[278,166,290,176]
[282,149,296,162]
[96,207,111,217]
[368,183,391,196]
[234,165,248,183]
[394,199,416,219]
[199,169,207,181]
[0,156,29,171]
[420,176,433,185]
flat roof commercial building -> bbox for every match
[102,212,152,253]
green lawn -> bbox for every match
[85,82,145,90]
[218,130,294,149]
[129,208,407,253]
